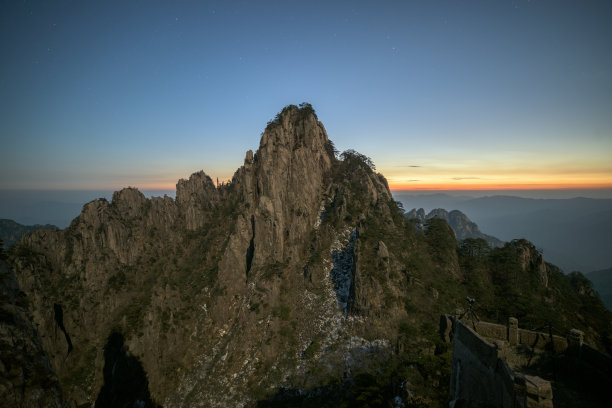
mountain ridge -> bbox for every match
[405,207,504,249]
[587,268,612,311]
[395,193,612,272]
[0,219,58,250]
[7,104,611,407]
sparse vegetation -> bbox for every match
[271,304,291,320]
[107,270,127,291]
[266,102,318,128]
[259,261,288,281]
[340,149,376,172]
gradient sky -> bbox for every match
[1,0,611,192]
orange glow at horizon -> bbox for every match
[126,177,235,192]
[386,173,612,191]
[388,182,612,191]
[83,159,612,194]
[139,183,178,191]
[382,158,612,192]
[387,175,612,191]
[125,176,612,193]
[387,173,612,191]
[132,181,612,192]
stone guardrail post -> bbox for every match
[568,329,584,354]
[508,317,518,346]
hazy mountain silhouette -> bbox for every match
[405,207,504,248]
[587,268,612,311]
[0,218,57,250]
[395,194,612,273]
[0,190,174,228]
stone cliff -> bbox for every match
[7,104,612,407]
[9,104,394,406]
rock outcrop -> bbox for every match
[406,207,504,248]
[508,238,550,287]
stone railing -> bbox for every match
[440,314,570,353]
[443,316,555,408]
[441,313,612,408]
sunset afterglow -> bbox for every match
[1,1,611,196]
[383,162,612,191]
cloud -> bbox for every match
[389,177,421,182]
[394,165,421,168]
[452,177,482,180]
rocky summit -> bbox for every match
[4,104,612,407]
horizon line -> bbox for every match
[388,185,612,192]
[3,185,612,193]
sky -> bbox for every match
[1,0,611,194]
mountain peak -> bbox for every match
[259,103,330,159]
[265,102,318,127]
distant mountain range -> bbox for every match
[586,268,612,311]
[0,219,57,250]
[400,207,612,312]
[0,189,175,229]
[394,193,612,274]
[405,208,504,248]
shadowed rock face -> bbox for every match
[95,332,158,408]
[53,303,72,355]
[0,260,64,407]
[330,230,358,317]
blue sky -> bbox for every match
[1,0,611,192]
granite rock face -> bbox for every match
[7,104,611,407]
[9,104,389,406]
[509,238,550,288]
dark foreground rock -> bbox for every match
[0,259,64,407]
